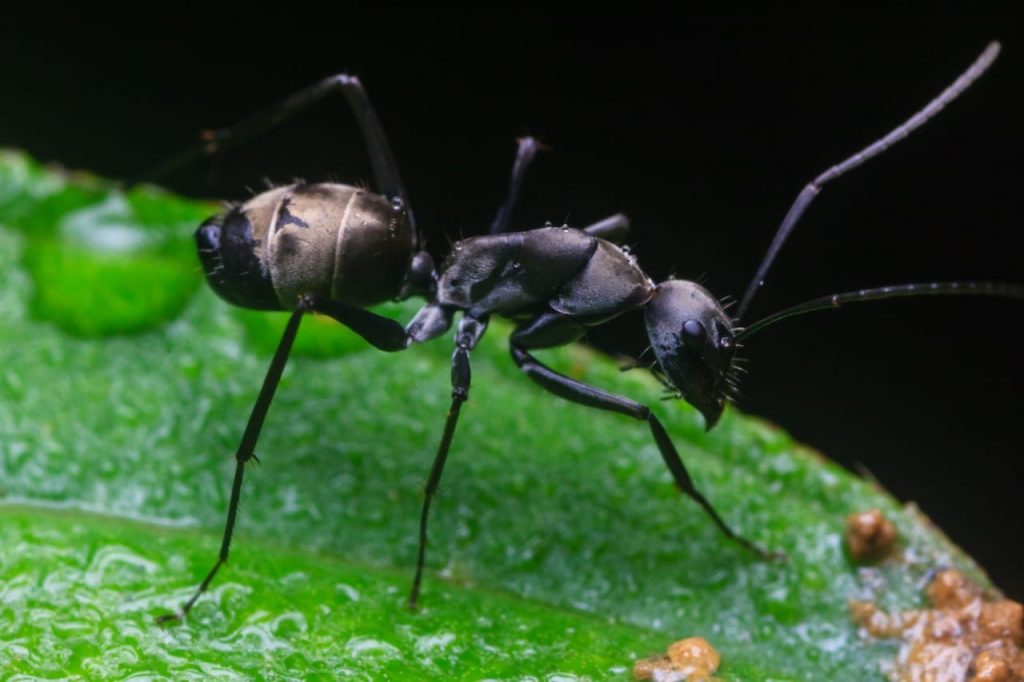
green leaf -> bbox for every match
[0,150,989,679]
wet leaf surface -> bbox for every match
[0,150,991,679]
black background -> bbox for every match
[3,4,1021,596]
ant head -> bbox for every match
[644,280,737,429]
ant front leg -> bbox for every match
[508,314,782,561]
[409,313,488,609]
[157,297,312,624]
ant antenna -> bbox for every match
[736,281,1024,342]
[736,41,1001,321]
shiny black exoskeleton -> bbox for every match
[158,74,630,622]
[397,41,1013,606]
[161,43,1021,620]
[409,227,735,424]
[401,225,766,605]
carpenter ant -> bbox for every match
[158,42,1020,622]
[154,75,626,623]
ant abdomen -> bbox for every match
[197,182,414,311]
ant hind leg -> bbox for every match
[157,297,311,624]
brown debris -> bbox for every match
[633,636,721,681]
[974,649,1017,682]
[928,568,983,610]
[851,569,1024,681]
[846,508,897,561]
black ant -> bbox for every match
[157,41,1020,622]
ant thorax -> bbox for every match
[437,227,654,320]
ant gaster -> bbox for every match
[160,42,1020,622]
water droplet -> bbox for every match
[61,195,153,253]
[335,583,361,602]
[84,546,158,588]
[344,636,401,660]
[414,632,456,655]
[271,612,308,639]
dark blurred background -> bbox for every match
[2,4,1021,596]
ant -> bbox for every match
[157,41,1019,622]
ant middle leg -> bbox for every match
[409,313,489,608]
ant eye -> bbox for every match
[681,319,707,346]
